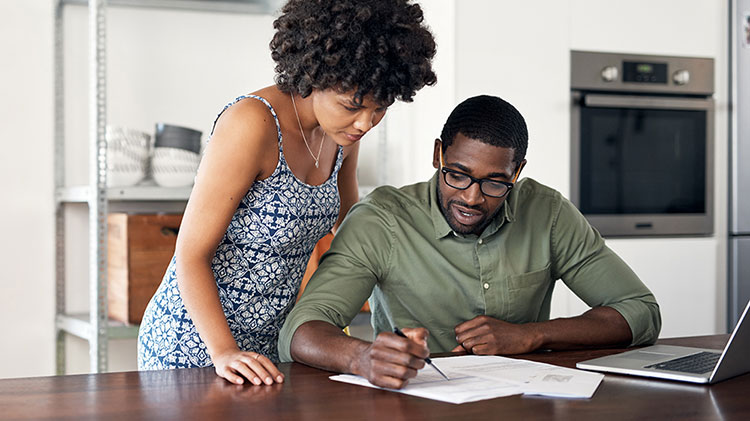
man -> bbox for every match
[278,95,661,389]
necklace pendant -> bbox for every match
[290,92,326,169]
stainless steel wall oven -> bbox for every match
[570,51,715,237]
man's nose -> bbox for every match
[459,181,484,206]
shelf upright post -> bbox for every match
[88,0,109,373]
[54,0,67,376]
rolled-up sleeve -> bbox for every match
[551,196,662,346]
[278,199,394,362]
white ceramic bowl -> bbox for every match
[109,170,146,187]
[106,126,151,187]
[151,146,201,187]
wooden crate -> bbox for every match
[107,213,183,324]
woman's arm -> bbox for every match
[175,99,283,385]
[332,142,360,234]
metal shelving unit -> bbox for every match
[53,0,277,374]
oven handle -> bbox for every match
[583,94,714,111]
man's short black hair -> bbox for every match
[440,95,528,165]
[270,0,437,106]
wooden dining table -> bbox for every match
[2,335,748,420]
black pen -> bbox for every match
[393,327,450,380]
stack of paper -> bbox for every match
[330,355,604,404]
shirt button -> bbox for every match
[478,239,483,245]
[483,282,490,290]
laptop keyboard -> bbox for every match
[645,351,721,374]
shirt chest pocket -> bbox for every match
[505,263,552,323]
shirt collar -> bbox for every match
[428,171,517,240]
[429,173,453,239]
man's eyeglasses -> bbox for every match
[439,142,522,198]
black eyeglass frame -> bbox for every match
[438,142,523,198]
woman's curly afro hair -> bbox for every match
[270,0,437,105]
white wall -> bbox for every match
[0,1,55,379]
[358,0,456,188]
[0,0,730,379]
[455,0,572,191]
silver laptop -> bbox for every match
[576,299,750,384]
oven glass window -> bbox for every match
[579,107,706,214]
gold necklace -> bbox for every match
[290,92,326,168]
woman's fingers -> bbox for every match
[240,355,275,385]
[215,352,284,386]
[254,354,285,383]
[232,358,265,385]
[215,364,246,385]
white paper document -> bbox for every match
[329,355,604,404]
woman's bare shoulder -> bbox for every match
[208,94,282,177]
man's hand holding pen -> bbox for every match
[351,327,430,389]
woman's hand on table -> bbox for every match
[212,349,284,386]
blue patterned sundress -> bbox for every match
[137,95,343,368]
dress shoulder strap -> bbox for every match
[209,94,283,148]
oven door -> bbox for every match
[571,93,714,237]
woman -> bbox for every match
[137,0,437,386]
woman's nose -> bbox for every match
[353,112,375,132]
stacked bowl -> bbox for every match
[106,126,151,187]
[152,123,202,187]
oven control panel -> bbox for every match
[572,50,713,95]
[622,61,668,83]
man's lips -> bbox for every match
[450,203,484,226]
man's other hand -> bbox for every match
[452,316,542,355]
[354,327,429,389]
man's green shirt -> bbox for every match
[278,174,661,362]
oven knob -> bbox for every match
[673,69,690,85]
[601,66,619,82]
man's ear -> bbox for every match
[432,139,441,169]
[513,159,528,182]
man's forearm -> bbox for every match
[289,320,371,375]
[455,306,634,355]
[535,306,633,350]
